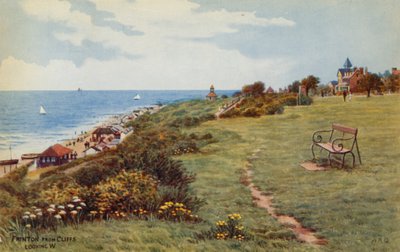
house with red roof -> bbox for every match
[266,86,275,94]
[336,58,366,93]
[37,144,74,168]
[392,67,400,76]
[206,84,218,101]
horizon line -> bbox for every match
[0,89,241,92]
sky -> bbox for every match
[0,0,399,90]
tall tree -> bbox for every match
[359,73,383,97]
[241,84,253,97]
[301,75,320,97]
[288,80,300,93]
[251,81,265,97]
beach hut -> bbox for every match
[38,144,73,168]
[83,146,101,157]
[92,127,115,142]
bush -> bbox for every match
[0,179,27,200]
[242,108,261,117]
[155,185,204,213]
[201,133,213,140]
[220,108,241,118]
[157,201,199,222]
[4,163,30,182]
[196,213,251,241]
[133,152,196,189]
[36,181,83,206]
[299,94,313,105]
[86,170,157,216]
[39,169,59,179]
[172,140,198,155]
[72,161,122,187]
[169,113,215,128]
[263,102,285,115]
[0,190,23,226]
[280,95,298,106]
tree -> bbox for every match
[383,74,400,93]
[301,75,320,97]
[241,82,265,97]
[241,84,252,97]
[359,73,383,97]
[251,81,265,97]
[288,80,300,93]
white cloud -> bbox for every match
[91,0,295,39]
[6,0,297,90]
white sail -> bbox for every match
[40,105,47,114]
[133,94,140,100]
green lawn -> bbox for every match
[3,95,399,251]
[186,94,399,251]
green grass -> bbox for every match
[185,94,399,251]
[3,95,399,251]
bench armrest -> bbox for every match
[331,137,355,152]
[312,130,332,143]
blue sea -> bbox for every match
[0,90,235,160]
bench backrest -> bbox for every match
[329,124,358,150]
[332,123,358,136]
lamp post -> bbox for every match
[9,145,12,172]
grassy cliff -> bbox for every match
[1,95,400,251]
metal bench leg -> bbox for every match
[311,143,317,160]
[350,152,355,168]
[341,153,346,169]
[355,140,362,165]
[328,153,332,167]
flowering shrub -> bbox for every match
[263,101,284,115]
[87,170,157,218]
[197,213,250,241]
[20,196,88,231]
[15,168,200,232]
[157,201,199,222]
[37,183,82,206]
[172,146,197,155]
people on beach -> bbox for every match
[343,90,347,102]
[348,91,352,101]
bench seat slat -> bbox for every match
[316,142,350,154]
[332,123,357,135]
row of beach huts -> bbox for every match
[0,106,160,174]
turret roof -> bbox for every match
[343,57,353,69]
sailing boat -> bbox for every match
[133,94,141,100]
[39,105,47,115]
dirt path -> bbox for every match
[243,149,327,246]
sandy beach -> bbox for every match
[0,105,162,178]
[0,159,33,178]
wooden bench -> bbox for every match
[311,124,361,168]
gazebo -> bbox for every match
[38,144,73,168]
[206,84,218,101]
